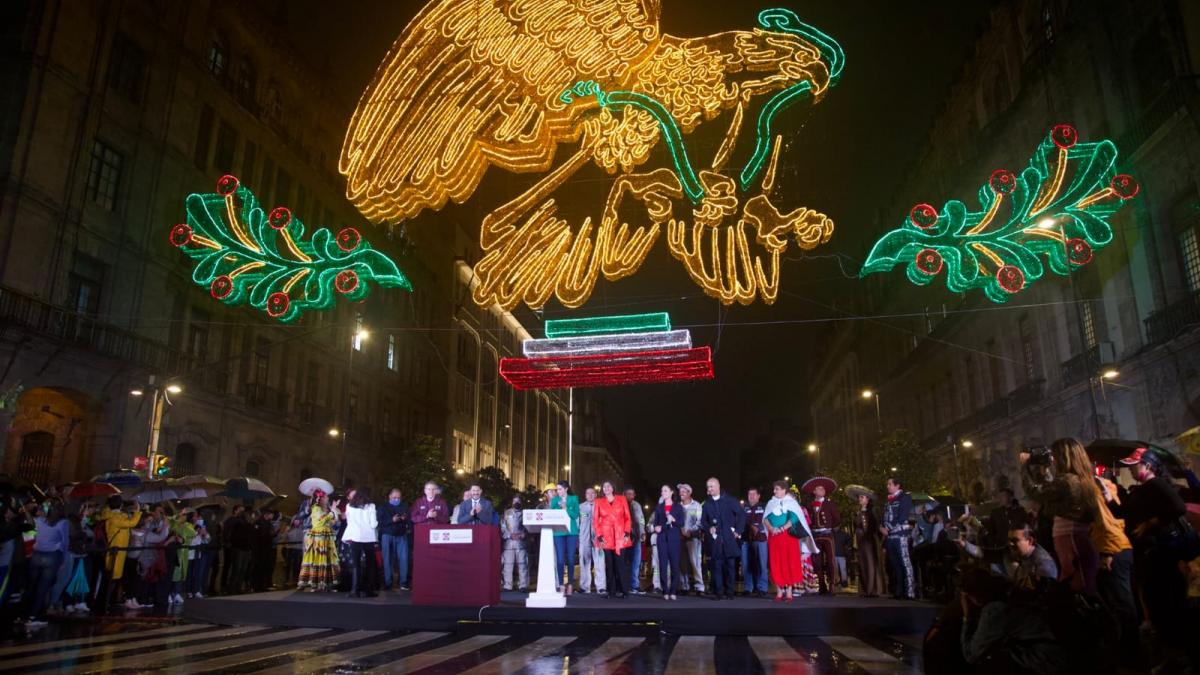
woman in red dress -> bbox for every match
[764,480,809,601]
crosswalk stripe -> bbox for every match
[52,624,328,672]
[748,636,804,670]
[251,631,447,675]
[568,637,644,674]
[455,636,575,675]
[362,634,508,673]
[0,623,202,657]
[0,625,265,671]
[664,636,716,675]
[819,635,915,674]
[52,627,327,674]
[173,629,386,673]
[889,634,924,650]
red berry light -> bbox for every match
[268,206,292,230]
[996,265,1025,294]
[337,227,362,252]
[1111,174,1139,199]
[211,275,234,299]
[1051,124,1077,149]
[914,248,943,276]
[266,292,290,317]
[909,203,938,229]
[1066,238,1093,265]
[216,174,239,196]
[989,169,1017,195]
[168,223,193,247]
[335,269,360,294]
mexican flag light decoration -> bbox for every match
[859,125,1139,303]
[500,312,714,390]
[170,175,410,322]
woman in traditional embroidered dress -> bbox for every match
[297,491,338,591]
[765,481,807,601]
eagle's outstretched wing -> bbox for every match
[339,0,662,224]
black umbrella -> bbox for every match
[217,477,276,501]
[931,495,966,506]
[0,473,45,500]
[1086,439,1185,474]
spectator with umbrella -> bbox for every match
[96,495,141,611]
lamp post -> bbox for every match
[338,325,368,487]
[861,388,882,434]
[130,375,182,477]
[949,437,972,497]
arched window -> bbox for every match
[245,459,261,478]
[174,443,197,476]
[18,431,55,486]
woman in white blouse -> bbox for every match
[341,487,379,598]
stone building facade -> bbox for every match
[0,0,580,495]
[809,0,1200,493]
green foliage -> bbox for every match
[380,434,455,502]
[823,429,953,517]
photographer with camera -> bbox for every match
[1019,439,1101,596]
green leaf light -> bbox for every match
[171,175,411,322]
[860,125,1139,303]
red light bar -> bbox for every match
[500,347,714,390]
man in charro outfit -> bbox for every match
[803,477,841,595]
[881,476,915,599]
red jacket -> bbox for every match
[593,494,632,551]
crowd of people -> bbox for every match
[2,435,1197,673]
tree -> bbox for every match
[824,429,953,517]
[475,466,517,508]
[380,434,456,503]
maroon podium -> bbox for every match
[412,523,501,606]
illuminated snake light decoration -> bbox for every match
[340,1,843,310]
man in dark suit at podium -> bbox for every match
[701,477,746,600]
[455,484,496,525]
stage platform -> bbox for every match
[183,590,938,636]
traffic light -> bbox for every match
[152,454,171,477]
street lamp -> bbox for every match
[327,427,340,437]
[807,443,820,471]
[1101,368,1119,380]
[166,384,183,395]
[455,467,465,476]
[130,375,180,478]
[1036,217,1057,229]
[950,437,972,496]
[861,388,882,433]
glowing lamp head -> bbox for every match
[807,444,818,453]
[455,468,465,476]
[1102,369,1119,380]
[165,384,183,395]
[961,440,974,448]
[1036,217,1057,230]
[130,388,144,397]
[861,389,874,399]
[327,428,340,438]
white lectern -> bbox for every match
[522,508,570,608]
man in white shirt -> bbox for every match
[678,484,705,594]
[577,487,606,593]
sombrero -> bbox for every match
[844,484,876,502]
[802,476,838,495]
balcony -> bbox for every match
[1060,342,1115,387]
[242,382,289,415]
[1144,290,1200,346]
[0,284,186,372]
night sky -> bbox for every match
[285,0,992,489]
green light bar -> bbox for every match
[544,312,671,339]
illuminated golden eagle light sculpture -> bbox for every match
[340,0,844,310]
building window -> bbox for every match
[387,334,397,371]
[17,431,55,486]
[254,337,270,383]
[245,459,261,478]
[107,33,147,102]
[305,361,319,404]
[1081,302,1098,349]
[242,141,258,185]
[353,314,365,351]
[1018,316,1036,381]
[86,140,122,211]
[174,443,197,475]
[69,253,105,315]
[1180,228,1200,292]
[207,38,227,78]
[188,321,209,363]
[233,60,257,109]
[275,168,292,206]
[214,120,237,174]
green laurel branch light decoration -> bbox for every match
[859,124,1140,303]
[170,174,411,322]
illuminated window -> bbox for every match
[353,313,365,351]
[387,334,397,370]
[207,39,227,78]
[1081,302,1098,349]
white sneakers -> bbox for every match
[167,594,185,605]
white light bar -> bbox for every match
[522,329,692,358]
